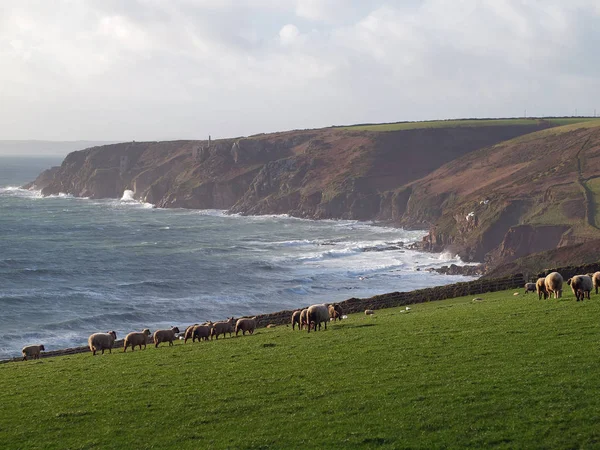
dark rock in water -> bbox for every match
[362,245,404,252]
[22,166,60,190]
[429,263,484,276]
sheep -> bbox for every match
[291,310,302,330]
[153,327,180,348]
[88,331,117,356]
[211,317,235,340]
[592,272,600,294]
[544,272,564,299]
[22,344,45,361]
[183,324,199,341]
[123,329,151,352]
[307,304,329,333]
[567,275,593,301]
[524,282,536,294]
[328,303,344,321]
[365,309,375,315]
[235,317,257,336]
[189,323,213,343]
[299,308,309,330]
[536,277,548,300]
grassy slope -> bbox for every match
[2,289,600,449]
[337,117,600,132]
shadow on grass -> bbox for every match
[336,323,377,330]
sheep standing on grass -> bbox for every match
[328,304,344,321]
[235,317,257,336]
[189,323,213,343]
[22,345,45,361]
[291,310,302,330]
[524,283,536,294]
[567,275,593,301]
[307,304,329,333]
[592,272,600,294]
[123,329,151,352]
[88,331,117,356]
[211,317,235,340]
[299,309,309,330]
[545,272,564,299]
[153,327,180,348]
[536,278,548,300]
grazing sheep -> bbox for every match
[328,303,344,321]
[291,310,302,330]
[123,329,151,352]
[307,304,329,333]
[536,277,548,300]
[299,309,309,330]
[235,317,257,336]
[190,323,213,343]
[22,344,45,361]
[545,272,564,299]
[183,324,199,341]
[88,331,117,356]
[211,317,235,340]
[153,327,180,348]
[524,283,536,294]
[592,272,600,294]
[365,309,375,315]
[567,275,593,301]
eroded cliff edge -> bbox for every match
[32,121,600,270]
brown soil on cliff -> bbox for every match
[412,122,600,264]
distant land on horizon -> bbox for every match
[0,140,119,157]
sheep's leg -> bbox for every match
[22,356,27,361]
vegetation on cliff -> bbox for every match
[2,289,600,448]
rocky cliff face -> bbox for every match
[36,121,591,268]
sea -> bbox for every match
[0,156,476,359]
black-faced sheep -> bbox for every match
[545,272,563,299]
[211,317,235,340]
[88,331,117,356]
[524,283,536,294]
[567,275,592,301]
[536,277,548,300]
[123,329,151,352]
[592,272,600,294]
[299,309,309,330]
[235,317,256,336]
[328,303,344,321]
[189,323,213,343]
[153,327,180,348]
[291,310,302,330]
[307,304,329,333]
[22,344,45,361]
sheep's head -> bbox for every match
[40,345,45,351]
[143,329,151,336]
[567,278,572,285]
[171,326,180,334]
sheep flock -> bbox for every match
[19,270,600,361]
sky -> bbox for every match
[2,0,600,145]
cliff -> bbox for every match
[33,119,600,270]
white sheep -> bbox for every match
[567,275,593,301]
[235,317,257,336]
[153,327,180,348]
[123,329,151,352]
[211,317,235,340]
[544,272,563,299]
[22,344,45,361]
[307,304,329,333]
[88,331,117,356]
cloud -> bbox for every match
[0,0,599,141]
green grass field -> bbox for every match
[2,288,600,449]
[336,117,600,132]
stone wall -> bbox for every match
[536,263,600,281]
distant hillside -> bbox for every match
[27,117,600,271]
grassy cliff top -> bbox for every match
[2,287,600,449]
[336,117,600,132]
